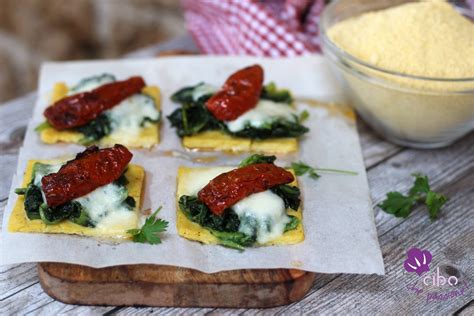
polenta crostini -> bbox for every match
[176,155,304,250]
[168,65,308,153]
[36,74,161,148]
[9,144,145,239]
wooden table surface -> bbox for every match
[1,36,472,315]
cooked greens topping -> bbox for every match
[238,154,276,167]
[167,98,222,137]
[178,155,301,250]
[260,82,293,104]
[34,121,52,132]
[15,162,136,227]
[76,114,112,145]
[127,206,169,244]
[167,82,308,139]
[230,119,308,139]
[378,173,448,220]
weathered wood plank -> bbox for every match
[0,281,117,315]
[369,132,473,237]
[0,154,19,201]
[0,92,35,154]
[458,301,474,316]
[357,119,402,168]
[275,174,473,315]
[0,263,37,301]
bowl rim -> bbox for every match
[320,0,474,84]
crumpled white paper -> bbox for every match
[0,56,384,275]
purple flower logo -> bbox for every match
[404,248,432,276]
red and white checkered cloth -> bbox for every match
[182,0,325,57]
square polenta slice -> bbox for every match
[8,160,145,239]
[40,83,161,149]
[183,131,298,153]
[176,166,304,247]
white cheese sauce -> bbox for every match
[107,94,160,142]
[225,99,297,132]
[74,183,135,231]
[232,190,290,244]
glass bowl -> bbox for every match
[320,0,474,148]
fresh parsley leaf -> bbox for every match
[291,161,358,179]
[291,162,321,179]
[409,173,430,196]
[378,192,416,218]
[127,206,168,244]
[379,173,448,220]
[425,191,448,220]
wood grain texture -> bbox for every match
[38,264,315,308]
[1,37,473,314]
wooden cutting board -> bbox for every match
[38,263,315,308]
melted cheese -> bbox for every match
[69,74,116,94]
[225,100,297,132]
[32,163,62,186]
[192,84,216,101]
[176,167,304,246]
[107,94,160,144]
[232,190,290,244]
[75,183,135,231]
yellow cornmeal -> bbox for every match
[40,84,161,148]
[328,0,474,81]
[326,0,474,143]
[176,167,304,247]
[8,160,145,239]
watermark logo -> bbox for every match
[404,248,432,276]
[404,247,469,303]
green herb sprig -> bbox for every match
[378,173,448,220]
[291,161,358,179]
[127,206,169,244]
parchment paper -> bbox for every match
[0,56,385,275]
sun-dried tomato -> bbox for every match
[44,76,145,130]
[198,163,294,216]
[41,144,133,207]
[206,65,263,121]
